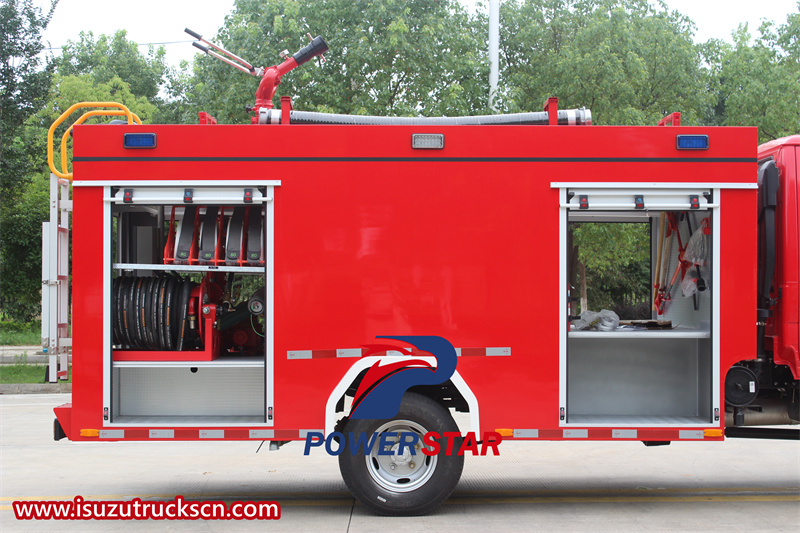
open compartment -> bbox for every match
[110,195,268,362]
[562,187,718,426]
[104,185,276,425]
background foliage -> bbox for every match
[1,0,798,322]
[570,222,651,316]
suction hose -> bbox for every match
[259,108,592,126]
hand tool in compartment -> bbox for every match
[226,206,246,264]
[174,205,199,264]
[247,207,263,264]
[198,206,220,263]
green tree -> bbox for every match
[0,0,57,202]
[570,222,650,316]
[710,9,800,142]
[0,176,48,322]
[0,0,57,321]
[1,73,157,322]
[55,30,167,101]
[182,0,489,124]
[53,29,180,123]
[499,0,709,125]
[1,18,163,321]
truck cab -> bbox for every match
[736,136,800,428]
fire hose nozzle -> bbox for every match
[292,35,328,66]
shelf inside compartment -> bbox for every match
[567,336,713,422]
[566,415,711,427]
[113,366,265,420]
[569,327,709,339]
[111,415,265,426]
[113,356,264,368]
[113,263,264,273]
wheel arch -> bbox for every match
[325,356,480,435]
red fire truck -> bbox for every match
[42,34,799,515]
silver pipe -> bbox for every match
[207,50,253,75]
[287,108,592,126]
[202,40,254,71]
[488,0,500,111]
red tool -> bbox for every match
[655,212,692,314]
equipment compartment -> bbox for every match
[105,185,275,424]
[111,198,268,361]
[567,335,712,425]
[562,188,719,426]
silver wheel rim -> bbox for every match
[365,419,438,493]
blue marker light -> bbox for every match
[123,133,157,149]
[676,134,709,150]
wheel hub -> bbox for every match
[366,420,437,493]
[390,440,412,465]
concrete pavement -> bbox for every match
[1,393,798,532]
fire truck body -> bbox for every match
[52,118,770,434]
[44,112,800,515]
[42,35,800,516]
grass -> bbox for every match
[0,354,71,384]
[1,320,71,384]
[0,320,41,346]
[0,363,48,384]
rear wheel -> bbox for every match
[338,392,463,515]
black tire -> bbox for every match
[339,392,464,516]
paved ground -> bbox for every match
[1,393,798,532]
[0,346,49,364]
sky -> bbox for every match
[34,0,800,69]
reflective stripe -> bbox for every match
[290,347,511,358]
[459,347,511,357]
[336,349,362,358]
[288,349,360,359]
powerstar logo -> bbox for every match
[352,335,457,420]
[304,335,502,456]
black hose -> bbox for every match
[113,275,196,351]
